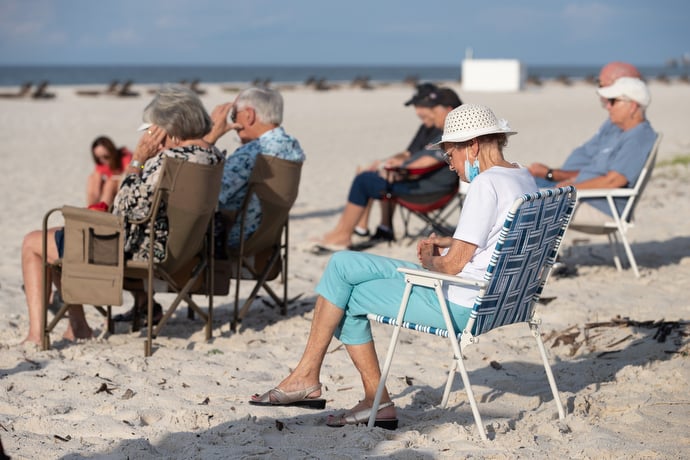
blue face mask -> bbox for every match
[464,158,480,182]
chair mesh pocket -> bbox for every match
[88,229,120,266]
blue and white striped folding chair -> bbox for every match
[367,186,576,440]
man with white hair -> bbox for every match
[205,87,306,247]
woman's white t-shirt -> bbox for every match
[444,165,538,307]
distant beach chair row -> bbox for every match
[526,73,690,87]
[147,79,206,96]
[0,81,55,99]
[12,73,683,101]
[75,80,139,97]
[73,79,207,98]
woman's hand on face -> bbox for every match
[135,124,167,161]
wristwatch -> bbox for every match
[130,160,145,170]
[545,169,554,181]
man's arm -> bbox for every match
[528,162,579,182]
[559,170,628,189]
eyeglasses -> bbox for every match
[442,145,456,164]
[602,97,628,108]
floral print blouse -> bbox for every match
[112,145,224,261]
[218,126,305,247]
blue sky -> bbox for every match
[0,0,688,67]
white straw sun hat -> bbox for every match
[433,103,516,146]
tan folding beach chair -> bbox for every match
[216,154,302,332]
[41,157,224,356]
[570,133,662,278]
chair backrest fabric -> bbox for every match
[155,158,224,275]
[468,186,576,336]
[236,155,302,256]
[624,132,662,224]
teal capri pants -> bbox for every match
[315,251,473,345]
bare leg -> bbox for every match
[49,270,92,341]
[22,228,93,344]
[328,341,396,420]
[22,228,58,344]
[379,201,396,230]
[270,296,345,398]
[320,202,366,247]
[356,200,373,231]
[99,176,121,207]
[271,296,395,419]
[62,305,93,341]
[86,171,103,206]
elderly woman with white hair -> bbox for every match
[21,85,224,345]
[248,104,538,429]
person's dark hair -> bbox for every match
[91,136,126,172]
[142,85,212,140]
[436,87,463,109]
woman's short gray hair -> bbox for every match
[235,87,283,125]
[142,85,212,140]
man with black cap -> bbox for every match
[352,84,462,244]
[313,86,463,252]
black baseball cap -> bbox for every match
[404,82,439,106]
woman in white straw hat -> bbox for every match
[248,103,538,429]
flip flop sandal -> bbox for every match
[249,383,326,409]
[326,401,399,430]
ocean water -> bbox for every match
[0,64,687,87]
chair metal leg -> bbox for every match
[41,258,51,351]
[450,346,487,441]
[440,357,457,408]
[281,221,289,316]
[145,267,155,357]
[433,284,487,441]
[368,283,413,428]
[530,321,565,421]
[617,231,640,278]
[206,275,214,341]
[607,233,623,272]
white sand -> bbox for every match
[1,81,689,459]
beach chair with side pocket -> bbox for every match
[41,157,224,356]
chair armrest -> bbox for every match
[384,162,445,179]
[397,267,486,289]
[61,205,121,227]
[576,188,635,199]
